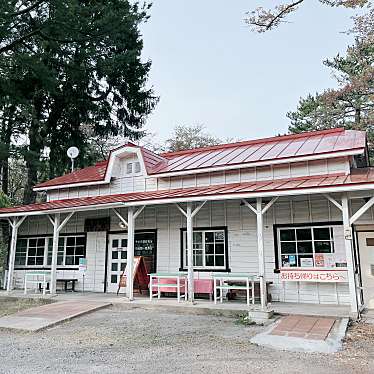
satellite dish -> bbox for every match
[67,146,79,159]
[67,147,79,172]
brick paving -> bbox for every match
[0,300,111,332]
[271,315,336,340]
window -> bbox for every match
[47,236,85,266]
[126,162,133,174]
[182,229,227,270]
[126,161,141,175]
[15,239,27,266]
[64,236,86,265]
[26,238,46,265]
[278,226,335,268]
[15,235,86,268]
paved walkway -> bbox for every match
[251,314,349,353]
[0,300,111,332]
[271,315,335,340]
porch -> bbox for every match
[3,187,374,318]
[0,290,352,318]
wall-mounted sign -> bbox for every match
[79,258,87,274]
[280,268,348,283]
[344,227,353,240]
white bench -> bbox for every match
[24,271,51,295]
[213,273,257,306]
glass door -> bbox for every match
[107,234,128,293]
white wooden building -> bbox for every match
[3,128,374,315]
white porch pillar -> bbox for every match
[127,207,135,301]
[342,195,359,314]
[48,212,75,295]
[186,203,194,302]
[6,216,26,292]
[256,198,266,311]
[176,201,206,302]
[242,197,278,310]
[113,206,145,301]
[50,213,60,295]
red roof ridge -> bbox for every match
[160,128,347,158]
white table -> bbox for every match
[149,272,188,302]
[24,271,51,295]
[213,273,257,306]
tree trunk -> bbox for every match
[23,96,43,205]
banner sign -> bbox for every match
[280,268,348,283]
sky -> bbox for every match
[140,1,358,142]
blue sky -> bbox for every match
[140,1,357,142]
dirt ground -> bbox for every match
[0,297,52,318]
[0,304,373,374]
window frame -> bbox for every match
[125,160,142,176]
[273,221,343,272]
[14,233,87,269]
[179,226,230,272]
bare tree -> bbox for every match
[245,0,369,33]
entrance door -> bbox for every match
[358,232,374,308]
[107,234,128,293]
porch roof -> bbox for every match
[2,168,374,217]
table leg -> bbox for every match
[177,277,180,303]
[246,278,250,307]
[149,277,153,301]
[252,280,255,305]
[214,279,217,304]
[220,278,223,303]
[184,278,187,301]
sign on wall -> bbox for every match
[79,258,87,274]
[280,268,348,283]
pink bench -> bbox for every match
[152,279,214,299]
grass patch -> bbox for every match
[0,297,53,318]
[235,313,258,326]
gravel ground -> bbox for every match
[0,305,373,374]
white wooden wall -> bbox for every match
[14,193,374,305]
[46,156,349,201]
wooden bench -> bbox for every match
[37,278,78,292]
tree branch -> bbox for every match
[245,0,304,32]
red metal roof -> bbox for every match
[4,168,374,215]
[36,161,108,188]
[154,128,366,175]
[34,128,366,189]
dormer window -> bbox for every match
[126,161,141,175]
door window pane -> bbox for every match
[112,251,118,259]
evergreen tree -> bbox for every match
[0,1,158,203]
[288,38,374,158]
